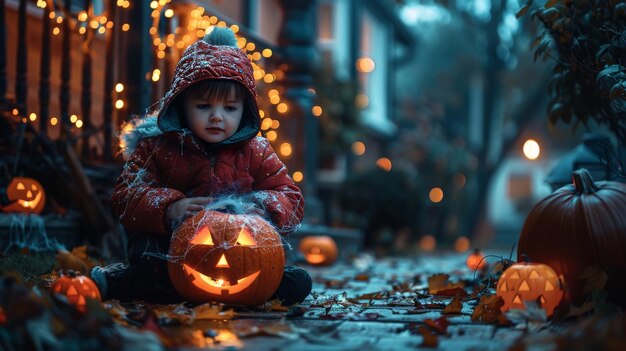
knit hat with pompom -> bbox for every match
[156,27,259,134]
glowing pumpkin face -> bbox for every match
[51,271,101,313]
[299,235,338,266]
[1,177,45,214]
[496,262,564,317]
[168,210,285,307]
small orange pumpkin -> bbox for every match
[51,270,101,312]
[466,249,486,270]
[496,262,563,316]
[168,210,285,307]
[299,235,338,266]
[1,177,46,214]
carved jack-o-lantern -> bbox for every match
[1,177,46,214]
[51,271,101,312]
[299,235,338,266]
[466,249,487,270]
[168,210,285,307]
[496,262,563,317]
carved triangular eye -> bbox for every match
[17,182,25,190]
[191,226,214,245]
[236,227,256,246]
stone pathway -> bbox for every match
[167,250,542,351]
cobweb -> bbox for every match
[2,214,66,255]
[116,121,303,268]
[147,194,293,268]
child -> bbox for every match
[91,27,311,306]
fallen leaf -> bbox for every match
[580,266,608,294]
[355,292,388,300]
[354,273,370,281]
[417,325,438,348]
[55,246,97,274]
[443,294,463,314]
[424,316,450,335]
[193,303,235,320]
[471,294,505,324]
[427,274,465,295]
[324,279,348,289]
[505,300,548,327]
[103,300,131,325]
[435,287,468,297]
[265,299,289,312]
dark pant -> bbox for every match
[103,234,312,306]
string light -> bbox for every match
[312,106,322,117]
[292,171,303,182]
[266,131,277,141]
[280,143,292,157]
[276,103,288,114]
[70,114,78,123]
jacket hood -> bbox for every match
[119,115,162,160]
[155,27,260,141]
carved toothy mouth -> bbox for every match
[184,264,260,296]
[18,192,42,209]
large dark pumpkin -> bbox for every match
[168,210,285,307]
[517,169,626,304]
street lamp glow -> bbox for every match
[523,139,540,160]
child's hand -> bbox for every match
[166,197,213,225]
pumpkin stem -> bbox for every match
[572,169,599,195]
[66,269,77,277]
[520,254,530,263]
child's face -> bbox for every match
[182,88,244,144]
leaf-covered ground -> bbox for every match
[1,249,625,350]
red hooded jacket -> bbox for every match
[111,28,304,236]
